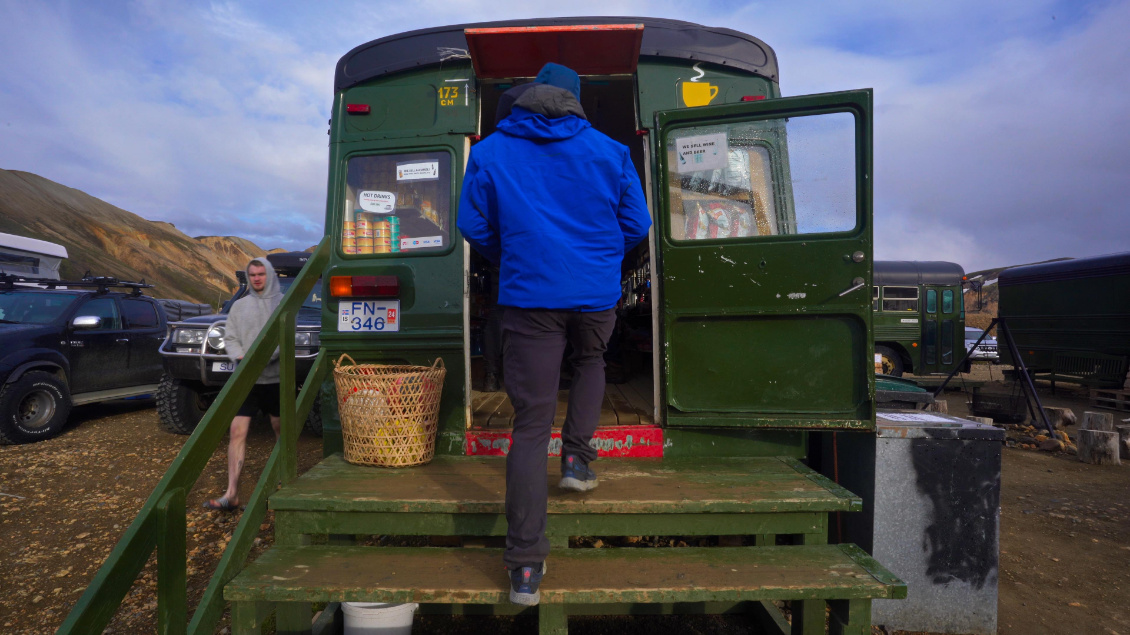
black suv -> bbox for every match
[0,276,167,444]
[156,252,322,435]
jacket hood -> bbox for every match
[497,87,590,142]
[246,258,281,300]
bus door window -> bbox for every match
[882,286,917,312]
[925,289,937,313]
[942,289,954,314]
[924,320,937,365]
[941,320,954,365]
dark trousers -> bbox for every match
[502,307,616,569]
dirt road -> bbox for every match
[1,379,1127,634]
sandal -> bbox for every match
[202,496,239,511]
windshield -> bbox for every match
[0,291,80,324]
[278,278,322,309]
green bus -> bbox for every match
[318,17,878,455]
[59,18,912,635]
[999,252,1130,388]
[873,261,965,377]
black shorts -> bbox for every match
[236,383,281,418]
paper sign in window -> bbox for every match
[359,191,397,214]
[396,161,439,181]
[675,133,728,174]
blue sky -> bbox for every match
[1,0,1127,270]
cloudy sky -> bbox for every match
[1,0,1126,271]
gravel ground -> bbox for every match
[1,372,1127,634]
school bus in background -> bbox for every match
[872,261,965,377]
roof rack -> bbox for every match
[0,272,154,295]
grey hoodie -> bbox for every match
[224,257,282,384]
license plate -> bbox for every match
[338,300,401,332]
[212,361,236,372]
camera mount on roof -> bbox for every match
[0,272,154,295]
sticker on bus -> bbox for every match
[338,300,401,332]
[400,236,443,250]
[396,161,439,181]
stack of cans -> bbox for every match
[342,207,358,254]
[356,213,375,254]
[374,220,391,253]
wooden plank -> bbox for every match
[225,545,904,604]
[269,454,859,514]
[488,392,516,427]
[472,392,507,428]
[606,386,641,426]
[276,509,827,540]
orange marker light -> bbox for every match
[330,276,353,297]
[912,342,918,347]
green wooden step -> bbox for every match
[225,544,906,605]
[270,454,861,515]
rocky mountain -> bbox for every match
[0,169,311,306]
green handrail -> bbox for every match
[57,239,329,635]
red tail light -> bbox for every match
[346,104,371,114]
[740,95,766,102]
[329,275,399,298]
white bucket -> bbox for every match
[342,602,418,635]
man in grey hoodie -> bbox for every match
[204,257,282,511]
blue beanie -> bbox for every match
[534,63,581,101]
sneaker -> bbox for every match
[509,562,546,605]
[559,454,598,492]
[483,372,501,392]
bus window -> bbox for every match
[872,286,879,311]
[941,320,954,364]
[669,143,778,240]
[942,289,954,314]
[341,151,451,256]
[924,320,937,364]
[882,286,918,312]
[926,289,937,314]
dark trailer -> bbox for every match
[872,261,965,377]
[999,251,1130,388]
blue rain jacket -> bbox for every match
[457,105,651,311]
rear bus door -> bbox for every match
[655,90,874,429]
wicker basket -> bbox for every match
[333,354,446,467]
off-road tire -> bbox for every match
[156,373,213,435]
[303,400,323,437]
[875,345,905,377]
[0,371,72,444]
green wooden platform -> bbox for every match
[222,453,895,634]
[269,454,860,543]
[225,545,905,634]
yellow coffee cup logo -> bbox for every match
[682,81,719,107]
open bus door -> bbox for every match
[655,90,875,430]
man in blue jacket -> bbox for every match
[458,63,651,605]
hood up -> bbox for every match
[497,85,590,142]
[246,257,281,300]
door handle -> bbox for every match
[116,338,131,343]
[838,277,866,297]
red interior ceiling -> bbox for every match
[464,24,644,79]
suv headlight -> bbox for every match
[207,326,226,351]
[295,331,320,348]
[173,328,206,345]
